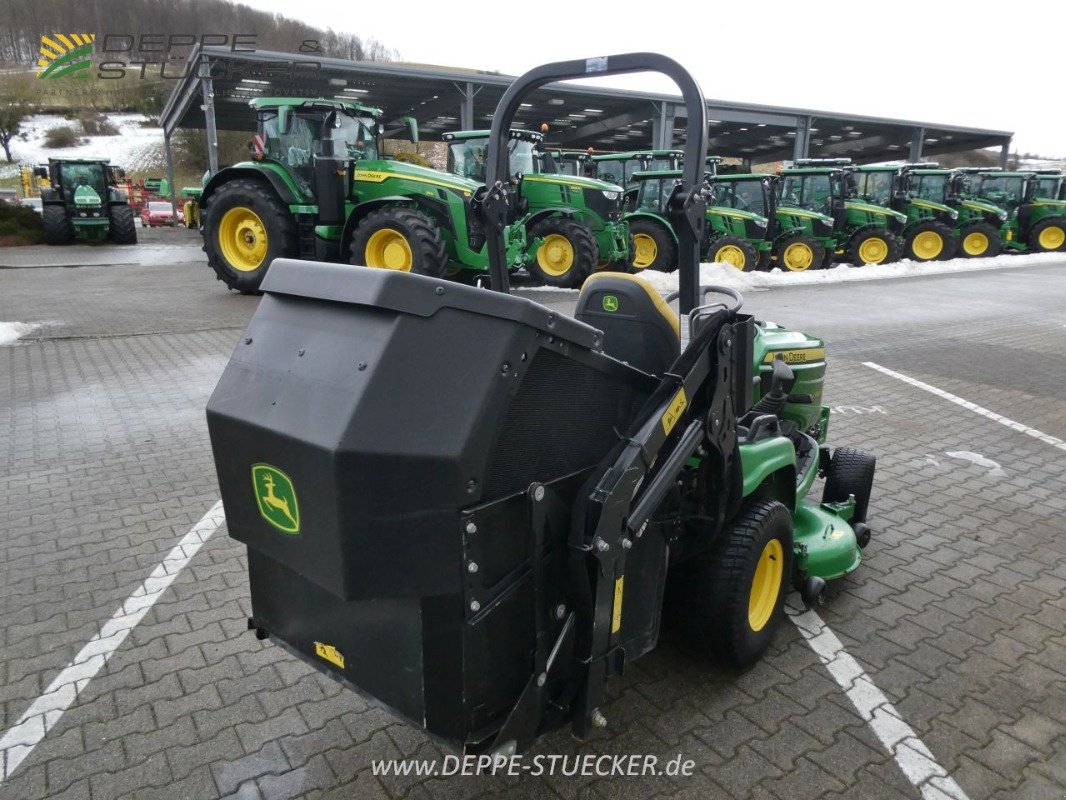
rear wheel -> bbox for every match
[957,221,1002,258]
[773,233,825,272]
[847,229,900,266]
[351,207,448,277]
[822,446,876,525]
[1028,217,1066,252]
[108,204,137,244]
[707,235,759,272]
[42,205,73,245]
[627,218,676,273]
[527,217,596,287]
[682,500,793,667]
[202,178,298,294]
[904,220,955,262]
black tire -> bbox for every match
[108,204,137,245]
[847,228,901,266]
[683,500,793,668]
[904,220,956,262]
[706,234,759,272]
[627,218,677,273]
[526,217,596,288]
[350,207,448,278]
[42,204,73,246]
[956,221,1002,259]
[772,233,825,272]
[757,248,773,270]
[822,446,876,525]
[820,246,835,270]
[202,178,299,294]
[1027,217,1066,253]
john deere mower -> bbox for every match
[779,159,907,266]
[198,97,527,293]
[442,129,629,287]
[208,53,875,756]
[970,168,1066,253]
[36,159,137,245]
[853,164,960,262]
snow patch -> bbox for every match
[0,322,40,346]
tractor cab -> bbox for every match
[971,169,1066,252]
[778,160,850,219]
[592,149,683,189]
[1029,169,1064,201]
[443,129,544,183]
[545,149,594,177]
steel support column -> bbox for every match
[163,132,178,221]
[460,81,475,130]
[908,126,925,162]
[999,140,1011,169]
[201,77,219,176]
[793,116,811,161]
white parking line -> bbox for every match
[864,362,1066,453]
[0,501,226,783]
[788,606,971,800]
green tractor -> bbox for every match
[853,163,960,262]
[208,52,877,754]
[592,149,684,190]
[624,169,773,272]
[442,129,629,287]
[544,148,594,177]
[36,158,137,246]
[779,159,907,266]
[970,168,1066,253]
[199,97,527,293]
[899,166,1008,259]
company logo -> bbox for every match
[602,294,619,312]
[37,33,96,80]
[251,464,300,534]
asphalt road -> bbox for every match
[1,243,1064,800]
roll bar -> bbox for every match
[475,53,708,314]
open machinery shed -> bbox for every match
[159,46,1013,190]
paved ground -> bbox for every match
[1,242,1064,800]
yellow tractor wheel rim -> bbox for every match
[714,244,747,270]
[218,206,268,272]
[858,236,889,264]
[782,241,814,271]
[748,538,783,632]
[962,231,989,256]
[1038,224,1065,250]
[365,228,413,271]
[631,233,657,269]
[912,230,943,260]
[536,233,576,277]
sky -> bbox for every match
[243,0,1064,157]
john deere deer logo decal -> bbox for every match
[252,464,300,534]
[37,34,96,80]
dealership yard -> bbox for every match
[1,236,1064,800]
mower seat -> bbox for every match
[575,273,680,376]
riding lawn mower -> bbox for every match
[207,53,876,755]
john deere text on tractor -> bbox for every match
[970,169,1066,253]
[198,97,527,292]
[443,129,629,287]
[35,159,137,246]
[209,53,876,756]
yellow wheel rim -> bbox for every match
[714,244,747,270]
[962,231,989,256]
[365,228,413,271]
[218,206,268,272]
[858,236,889,264]
[782,242,814,271]
[912,230,943,260]
[536,233,575,277]
[1038,224,1065,250]
[631,233,657,270]
[748,538,783,632]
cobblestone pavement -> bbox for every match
[1,256,1063,800]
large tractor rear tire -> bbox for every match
[1028,217,1066,252]
[707,235,759,272]
[627,218,676,273]
[350,207,448,277]
[527,217,596,288]
[773,233,825,272]
[42,205,73,246]
[957,221,1002,258]
[108,204,137,245]
[847,229,900,266]
[682,500,793,667]
[202,179,298,294]
[904,220,956,262]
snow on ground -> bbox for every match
[0,114,165,180]
[0,322,40,346]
